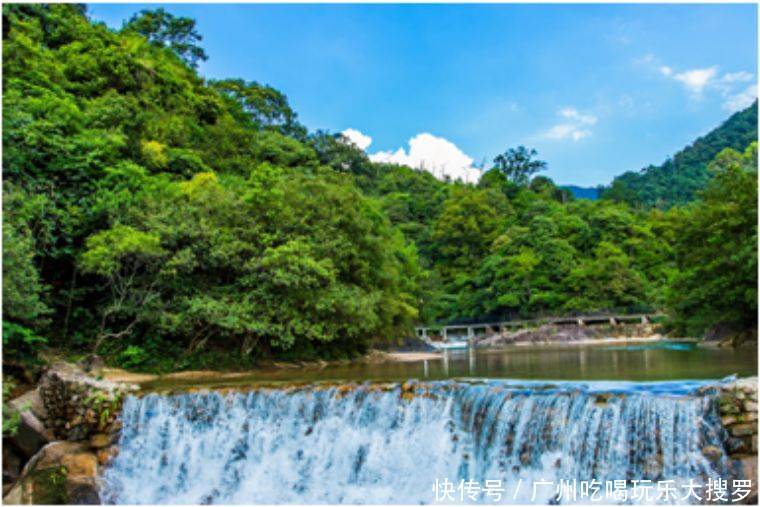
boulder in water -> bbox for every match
[96,446,119,467]
[593,393,613,407]
[401,380,417,392]
[335,383,358,398]
[701,445,723,463]
[642,455,663,478]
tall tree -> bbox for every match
[492,146,547,186]
[123,8,208,68]
[211,79,305,138]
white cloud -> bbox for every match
[721,71,753,84]
[723,84,758,112]
[559,107,597,126]
[339,129,483,182]
[713,71,756,111]
[642,55,755,105]
[542,107,597,142]
[340,128,373,150]
[672,66,718,96]
[369,133,482,182]
[544,124,592,142]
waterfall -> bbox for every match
[100,380,733,504]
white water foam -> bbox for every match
[100,381,732,504]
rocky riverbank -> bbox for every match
[97,349,441,386]
[473,322,657,347]
[3,362,137,504]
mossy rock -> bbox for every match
[3,464,69,505]
[2,442,100,505]
[26,466,68,504]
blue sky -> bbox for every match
[88,4,757,186]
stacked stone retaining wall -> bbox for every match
[716,377,758,504]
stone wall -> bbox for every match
[717,377,758,455]
[38,362,133,441]
[716,377,758,503]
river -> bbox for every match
[100,341,757,504]
[138,340,758,390]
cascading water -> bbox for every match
[100,380,734,504]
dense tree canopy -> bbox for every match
[667,143,758,338]
[123,8,208,68]
[1,4,420,369]
[2,5,757,371]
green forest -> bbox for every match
[3,5,758,372]
[602,102,758,208]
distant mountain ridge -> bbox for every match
[601,101,758,208]
[561,185,600,200]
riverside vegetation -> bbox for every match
[2,4,758,380]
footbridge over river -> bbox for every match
[415,313,662,345]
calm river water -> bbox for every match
[142,340,757,391]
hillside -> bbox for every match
[2,5,756,374]
[602,102,758,208]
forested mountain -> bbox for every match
[2,5,756,371]
[602,102,758,208]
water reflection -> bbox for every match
[435,342,755,382]
[142,341,758,391]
